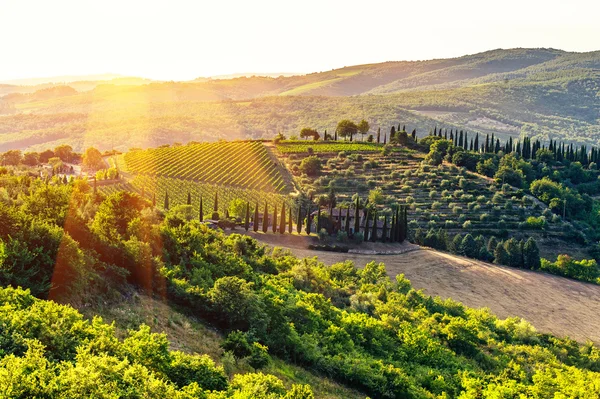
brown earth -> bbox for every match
[244,231,600,343]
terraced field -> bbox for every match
[279,145,584,258]
[119,141,293,193]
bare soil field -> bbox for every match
[249,232,600,343]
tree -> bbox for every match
[91,191,148,242]
[54,145,74,163]
[199,196,203,222]
[370,212,378,242]
[22,152,39,166]
[272,204,278,233]
[335,120,358,141]
[1,150,22,166]
[187,192,192,205]
[494,242,509,265]
[381,216,388,242]
[39,149,54,163]
[279,204,286,234]
[212,192,219,220]
[299,156,322,176]
[357,119,370,141]
[244,202,250,231]
[253,203,259,232]
[296,206,302,234]
[459,234,479,258]
[262,202,269,233]
[354,196,361,235]
[288,207,293,233]
[504,238,522,268]
[82,147,104,171]
[376,127,381,144]
[316,208,321,233]
[523,238,541,270]
[300,128,319,140]
[164,191,170,210]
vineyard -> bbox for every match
[276,141,383,154]
[119,141,293,193]
[99,175,294,214]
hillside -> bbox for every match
[283,245,600,343]
[275,141,588,259]
[0,48,598,152]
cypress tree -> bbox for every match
[396,207,403,242]
[474,134,479,152]
[391,211,396,242]
[272,204,278,233]
[296,206,302,234]
[212,192,219,219]
[164,191,169,210]
[244,202,250,231]
[371,212,378,242]
[354,196,361,235]
[411,129,416,141]
[464,131,468,150]
[316,208,321,233]
[187,191,191,205]
[152,192,156,207]
[382,216,388,242]
[253,203,259,232]
[523,237,541,270]
[288,207,293,233]
[199,197,203,222]
[344,206,351,233]
[279,204,286,234]
[364,209,370,241]
[263,202,269,233]
[377,127,381,143]
[459,131,464,148]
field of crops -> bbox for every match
[99,175,293,214]
[276,141,383,154]
[120,141,292,193]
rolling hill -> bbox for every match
[0,48,598,152]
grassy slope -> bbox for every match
[78,293,365,399]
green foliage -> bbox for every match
[299,156,322,176]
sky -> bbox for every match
[1,0,599,82]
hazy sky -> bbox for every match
[1,0,598,81]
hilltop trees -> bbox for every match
[335,120,358,141]
[300,128,320,141]
[1,150,22,166]
[357,119,370,141]
[82,147,105,171]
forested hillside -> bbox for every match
[0,48,597,152]
[2,168,600,397]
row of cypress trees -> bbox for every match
[429,127,600,165]
[151,190,409,243]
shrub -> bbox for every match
[462,220,472,229]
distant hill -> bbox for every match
[0,73,125,85]
[0,48,598,152]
